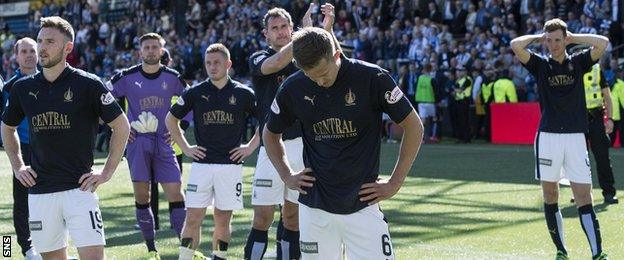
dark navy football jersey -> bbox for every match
[522,49,595,133]
[266,57,414,214]
[249,48,301,143]
[2,65,124,194]
[170,78,256,164]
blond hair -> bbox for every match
[205,43,230,60]
[13,37,36,54]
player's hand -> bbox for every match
[183,145,207,161]
[320,3,335,32]
[229,144,256,163]
[359,179,401,205]
[285,168,315,194]
[78,171,111,192]
[164,131,174,145]
[14,167,37,187]
[302,3,314,28]
[605,119,614,134]
[128,130,136,142]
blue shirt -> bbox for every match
[2,69,33,144]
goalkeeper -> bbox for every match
[106,33,188,259]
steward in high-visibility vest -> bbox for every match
[479,66,497,141]
[492,70,518,103]
[612,78,624,121]
[583,63,617,203]
[610,72,624,148]
[584,64,606,110]
[454,73,473,101]
[450,66,473,143]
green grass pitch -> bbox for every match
[0,142,622,259]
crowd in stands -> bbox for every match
[1,0,623,142]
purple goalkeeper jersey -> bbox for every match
[107,65,187,136]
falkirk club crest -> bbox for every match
[229,95,237,105]
[64,88,73,102]
[345,88,356,106]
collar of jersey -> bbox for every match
[335,55,350,82]
[35,63,73,84]
[139,64,163,80]
[206,77,234,91]
[547,54,571,66]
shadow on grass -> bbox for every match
[376,178,545,249]
[382,143,624,190]
[101,191,257,249]
[560,201,614,218]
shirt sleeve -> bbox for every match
[266,85,296,134]
[175,73,188,96]
[169,88,194,120]
[245,88,258,119]
[1,83,25,127]
[93,78,124,123]
[107,71,125,98]
[574,49,594,73]
[600,70,608,89]
[521,51,541,76]
[2,89,7,111]
[374,69,414,124]
[249,51,270,77]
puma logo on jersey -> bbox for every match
[253,55,266,65]
[29,91,39,100]
[304,95,316,106]
[134,81,143,88]
[201,95,210,102]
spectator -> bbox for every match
[1,0,618,143]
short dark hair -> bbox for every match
[543,18,568,37]
[139,33,166,46]
[423,64,432,72]
[263,8,293,29]
[40,16,74,42]
[205,43,230,60]
[292,27,335,70]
